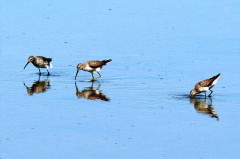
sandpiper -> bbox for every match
[190,73,221,97]
[24,56,52,75]
[75,59,112,80]
[75,81,110,101]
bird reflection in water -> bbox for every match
[190,97,219,120]
[75,81,110,101]
[23,75,51,95]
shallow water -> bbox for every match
[1,1,240,159]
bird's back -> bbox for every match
[34,56,52,68]
[38,56,52,62]
[197,73,220,88]
[88,59,112,68]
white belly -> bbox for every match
[94,67,101,72]
[84,65,94,71]
[84,65,101,72]
[200,87,209,92]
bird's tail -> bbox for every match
[46,63,53,69]
[211,73,220,85]
[47,58,52,62]
[102,59,112,65]
[45,58,52,69]
[212,73,220,80]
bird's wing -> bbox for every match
[88,61,103,68]
[44,58,52,63]
[198,79,213,87]
[37,56,52,63]
[198,74,220,87]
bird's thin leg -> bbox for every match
[38,74,41,81]
[91,72,95,81]
[46,69,50,76]
[209,96,212,103]
[204,97,206,102]
[38,68,41,75]
[90,81,94,88]
[204,92,207,98]
[91,80,100,89]
[96,83,101,90]
[94,72,102,79]
[208,90,213,97]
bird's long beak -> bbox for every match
[24,62,30,69]
[75,70,79,80]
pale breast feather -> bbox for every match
[95,67,101,72]
[199,86,209,92]
[85,64,94,71]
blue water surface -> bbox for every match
[1,1,240,159]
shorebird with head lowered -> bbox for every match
[75,59,112,80]
[24,56,52,75]
[190,73,221,97]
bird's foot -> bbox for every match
[94,75,101,80]
[91,76,101,81]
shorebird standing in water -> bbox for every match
[75,59,112,80]
[24,56,52,75]
[190,73,221,97]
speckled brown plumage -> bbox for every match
[88,60,111,68]
[75,59,112,80]
[24,56,52,75]
[190,73,220,97]
[198,73,220,87]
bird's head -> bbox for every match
[24,56,34,69]
[190,89,197,97]
[77,63,84,70]
[28,56,35,62]
[75,63,83,80]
